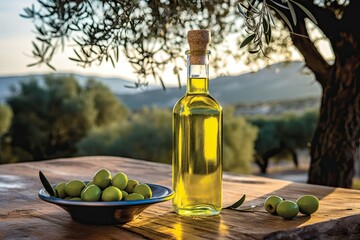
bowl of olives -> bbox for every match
[38,169,174,225]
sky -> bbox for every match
[0,1,334,87]
[0,1,140,81]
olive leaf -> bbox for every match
[269,5,294,32]
[224,194,246,209]
[265,17,272,44]
[20,7,34,18]
[69,57,82,62]
[237,3,246,17]
[39,171,55,196]
[113,46,119,62]
[32,41,40,55]
[290,0,318,25]
[159,76,166,91]
[287,0,297,26]
[74,49,82,59]
[262,18,269,34]
[249,49,260,54]
[269,0,289,10]
[108,55,115,68]
[240,34,255,48]
[27,62,41,67]
[46,62,56,71]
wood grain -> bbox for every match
[0,156,359,239]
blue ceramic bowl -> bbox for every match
[38,183,174,225]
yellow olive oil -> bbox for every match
[172,77,223,216]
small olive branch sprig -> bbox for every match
[239,0,318,54]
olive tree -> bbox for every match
[238,0,360,188]
[22,0,360,187]
[7,75,128,160]
[0,104,13,162]
[0,104,13,136]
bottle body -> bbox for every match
[172,76,223,216]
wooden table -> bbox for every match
[0,156,359,239]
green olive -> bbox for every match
[53,188,59,198]
[296,195,319,215]
[69,197,82,201]
[112,172,128,190]
[124,193,145,201]
[276,200,299,220]
[55,169,154,203]
[101,186,122,201]
[264,195,283,214]
[133,184,152,199]
[54,182,67,199]
[86,181,95,187]
[64,180,86,197]
[121,190,129,200]
[124,179,139,193]
[82,185,102,202]
[80,187,86,199]
[93,168,112,189]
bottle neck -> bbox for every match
[186,51,210,94]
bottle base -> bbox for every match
[174,205,221,217]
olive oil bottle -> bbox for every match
[172,30,223,216]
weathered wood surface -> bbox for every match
[0,156,359,240]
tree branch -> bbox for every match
[290,16,331,88]
[291,0,341,43]
[340,0,360,39]
[265,0,332,87]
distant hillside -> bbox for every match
[0,61,322,108]
[118,61,322,109]
[0,73,158,103]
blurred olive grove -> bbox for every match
[0,76,317,174]
[0,75,128,163]
[0,105,12,136]
[249,111,317,156]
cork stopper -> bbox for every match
[187,29,211,65]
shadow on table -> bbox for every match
[258,181,336,201]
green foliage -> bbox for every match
[0,140,34,164]
[5,75,128,161]
[223,107,258,173]
[75,123,127,156]
[78,107,258,174]
[278,111,318,148]
[21,0,331,84]
[77,108,172,163]
[21,0,242,86]
[0,104,13,135]
[248,110,318,155]
[110,108,172,163]
[0,104,33,164]
[84,79,129,126]
[353,178,360,190]
[2,74,318,175]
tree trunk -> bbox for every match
[308,55,360,188]
[284,2,360,188]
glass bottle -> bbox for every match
[172,30,223,216]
